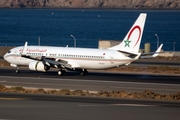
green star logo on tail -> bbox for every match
[124,39,131,47]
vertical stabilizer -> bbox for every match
[109,13,147,53]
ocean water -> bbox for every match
[0,9,180,51]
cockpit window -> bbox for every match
[8,51,11,53]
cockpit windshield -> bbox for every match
[8,51,11,53]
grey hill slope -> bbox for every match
[0,0,180,9]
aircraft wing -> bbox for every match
[140,44,163,59]
[43,58,72,69]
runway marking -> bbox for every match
[0,119,11,120]
[0,97,26,100]
[79,104,157,107]
[0,81,7,82]
[112,104,157,107]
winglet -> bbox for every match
[21,42,28,55]
[140,44,163,59]
[152,44,163,57]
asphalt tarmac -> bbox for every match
[1,75,180,94]
[0,93,180,120]
[0,67,180,93]
[0,67,180,120]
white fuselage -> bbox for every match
[3,13,147,75]
[4,46,137,70]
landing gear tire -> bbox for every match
[58,70,61,75]
[80,69,88,75]
[58,70,66,76]
[15,69,19,73]
[44,65,50,71]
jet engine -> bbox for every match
[29,61,50,72]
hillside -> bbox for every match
[0,0,180,9]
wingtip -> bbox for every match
[22,42,28,55]
[157,44,163,52]
[152,44,163,57]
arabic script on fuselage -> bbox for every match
[19,48,47,52]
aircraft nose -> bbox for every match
[3,53,8,60]
[3,53,10,62]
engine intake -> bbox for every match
[29,61,49,72]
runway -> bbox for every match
[0,67,180,93]
[0,93,180,120]
[0,67,180,120]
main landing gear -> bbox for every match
[58,70,66,76]
[58,69,88,76]
[80,69,88,75]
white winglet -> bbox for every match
[140,44,163,59]
[152,44,163,57]
[22,42,28,55]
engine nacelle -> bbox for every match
[29,61,49,72]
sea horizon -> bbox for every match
[0,9,180,51]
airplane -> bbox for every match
[3,13,163,76]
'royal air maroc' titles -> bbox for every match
[19,48,47,53]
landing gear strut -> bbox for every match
[80,69,88,75]
[15,67,19,73]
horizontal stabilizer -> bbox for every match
[140,44,163,59]
[152,44,163,57]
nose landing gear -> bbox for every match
[15,68,19,73]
